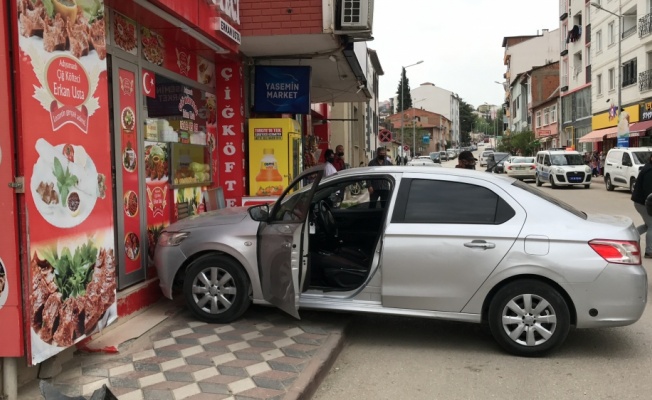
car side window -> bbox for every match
[544,155,551,166]
[623,153,632,166]
[398,179,515,224]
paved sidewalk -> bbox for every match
[19,303,348,400]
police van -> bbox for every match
[535,149,592,188]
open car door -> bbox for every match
[256,165,324,318]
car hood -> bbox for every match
[167,207,250,231]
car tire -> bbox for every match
[183,254,252,323]
[630,178,637,194]
[488,279,571,357]
[550,175,558,189]
[536,175,542,187]
[605,175,614,191]
[584,184,590,189]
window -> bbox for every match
[596,30,602,52]
[401,180,515,224]
[597,74,603,95]
[536,110,542,127]
[562,95,573,122]
[576,88,591,119]
[544,108,550,125]
[609,68,615,90]
[586,45,591,66]
[622,58,638,86]
[623,153,632,165]
[551,105,557,123]
[608,21,615,45]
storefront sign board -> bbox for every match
[15,0,117,365]
[254,66,312,115]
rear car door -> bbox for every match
[257,166,324,318]
[620,152,635,188]
[381,174,526,312]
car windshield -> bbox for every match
[482,152,492,157]
[632,151,652,164]
[512,180,586,219]
[492,153,509,162]
[550,154,584,166]
[511,157,534,163]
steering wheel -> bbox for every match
[316,200,336,236]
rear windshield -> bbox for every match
[512,157,535,163]
[511,180,586,219]
[482,151,493,157]
[551,154,584,166]
[632,151,652,164]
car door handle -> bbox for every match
[464,240,496,249]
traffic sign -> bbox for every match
[378,129,392,143]
[403,145,409,151]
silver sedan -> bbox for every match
[155,165,647,357]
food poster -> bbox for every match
[112,11,137,55]
[144,141,171,266]
[15,0,117,364]
[174,187,205,221]
[248,118,297,197]
[0,0,22,356]
[118,68,142,275]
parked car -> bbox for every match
[479,150,494,167]
[439,151,449,161]
[504,156,536,181]
[408,157,441,167]
[604,147,652,193]
[486,152,510,173]
[535,150,591,189]
[155,165,647,357]
[447,149,457,160]
[428,152,442,164]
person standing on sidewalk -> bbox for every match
[456,150,477,169]
[323,149,338,177]
[333,144,346,171]
[631,153,652,258]
[367,147,393,208]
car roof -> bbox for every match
[334,165,517,186]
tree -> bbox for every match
[395,69,413,112]
[497,130,536,155]
[458,98,475,144]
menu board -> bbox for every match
[15,0,117,365]
[118,68,142,274]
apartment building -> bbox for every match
[410,83,461,146]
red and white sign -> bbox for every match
[142,69,156,98]
[16,0,117,365]
[378,129,392,143]
[403,145,409,151]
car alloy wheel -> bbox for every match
[605,175,614,191]
[183,254,251,323]
[488,280,570,357]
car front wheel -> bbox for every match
[605,175,614,191]
[183,254,252,323]
[488,280,570,357]
[536,174,542,187]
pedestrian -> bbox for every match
[367,147,393,208]
[333,144,346,171]
[631,153,652,258]
[323,149,337,177]
[403,155,408,165]
[590,158,598,177]
[599,151,605,176]
[456,151,477,169]
[395,154,402,165]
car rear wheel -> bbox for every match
[183,254,251,323]
[630,178,637,194]
[488,280,570,357]
[605,175,614,191]
[536,175,542,187]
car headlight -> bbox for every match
[555,168,565,174]
[585,167,591,173]
[158,232,190,247]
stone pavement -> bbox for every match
[19,303,349,400]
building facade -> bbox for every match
[409,83,461,146]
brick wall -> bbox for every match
[240,0,323,36]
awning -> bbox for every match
[629,120,652,136]
[579,126,618,143]
[605,123,638,138]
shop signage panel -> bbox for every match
[144,141,171,265]
[15,0,117,365]
[216,61,245,207]
[213,17,241,44]
[254,66,312,115]
[0,0,22,357]
[164,45,198,81]
[640,102,652,121]
[118,68,143,275]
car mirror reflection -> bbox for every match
[248,204,270,221]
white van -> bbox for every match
[479,150,494,167]
[604,147,652,192]
[535,149,592,188]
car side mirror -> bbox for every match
[544,162,551,166]
[248,204,270,221]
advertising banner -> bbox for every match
[144,141,171,266]
[254,66,311,114]
[617,109,630,148]
[15,0,116,365]
[0,0,23,357]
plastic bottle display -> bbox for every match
[255,149,284,196]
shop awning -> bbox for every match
[629,120,652,135]
[605,123,638,138]
[579,126,618,143]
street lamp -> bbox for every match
[591,1,622,127]
[400,61,424,151]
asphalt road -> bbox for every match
[313,153,652,400]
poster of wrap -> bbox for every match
[15,0,117,365]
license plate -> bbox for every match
[515,167,524,170]
[569,177,582,182]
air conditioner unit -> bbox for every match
[340,0,374,31]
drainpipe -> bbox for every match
[2,358,18,400]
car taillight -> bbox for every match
[507,166,512,170]
[589,240,641,265]
[530,165,536,170]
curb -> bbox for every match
[284,328,347,400]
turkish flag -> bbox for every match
[142,69,156,98]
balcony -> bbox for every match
[640,13,652,38]
[585,23,591,44]
[561,75,569,92]
[640,69,652,91]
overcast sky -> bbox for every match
[371,1,559,109]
